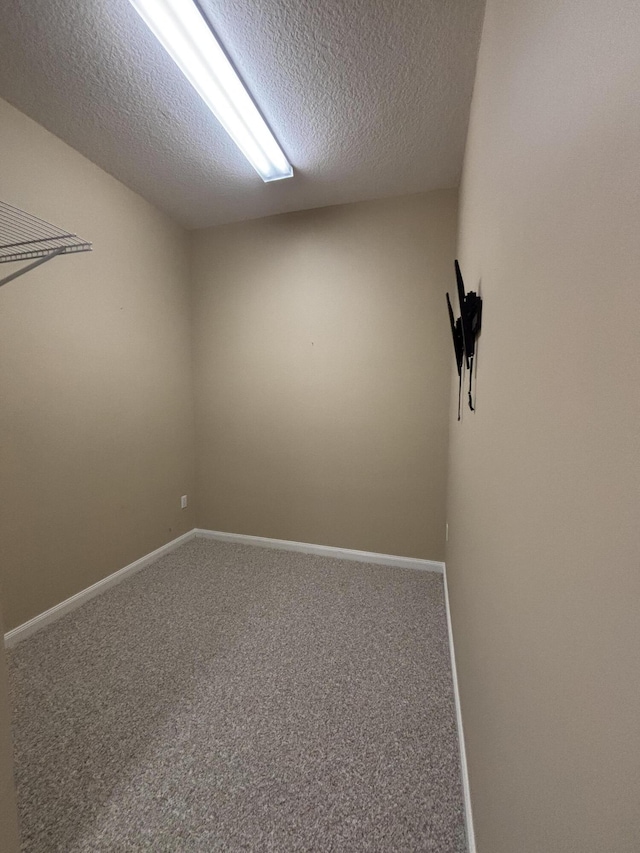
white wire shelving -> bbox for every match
[0,200,92,287]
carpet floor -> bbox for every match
[8,538,466,852]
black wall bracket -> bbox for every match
[447,260,482,420]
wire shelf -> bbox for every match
[0,200,92,287]
[0,200,92,263]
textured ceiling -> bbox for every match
[0,0,485,229]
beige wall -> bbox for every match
[0,98,196,631]
[191,192,456,560]
[447,1,640,851]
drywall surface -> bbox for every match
[446,1,640,851]
[0,98,195,630]
[192,192,456,559]
[0,626,20,851]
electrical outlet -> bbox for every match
[181,495,188,509]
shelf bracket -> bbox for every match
[0,247,66,289]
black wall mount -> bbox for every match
[447,260,482,420]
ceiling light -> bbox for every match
[127,0,293,182]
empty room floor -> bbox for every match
[8,538,466,852]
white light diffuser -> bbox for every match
[128,0,293,181]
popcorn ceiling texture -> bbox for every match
[9,538,466,851]
[0,0,485,228]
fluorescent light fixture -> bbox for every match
[128,0,293,181]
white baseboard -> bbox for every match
[194,529,444,573]
[443,563,476,853]
[4,529,442,648]
[4,530,196,648]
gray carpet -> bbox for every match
[8,538,466,852]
